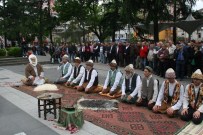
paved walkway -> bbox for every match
[0,68,116,135]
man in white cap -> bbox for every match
[99,59,123,97]
[121,64,142,104]
[65,57,85,87]
[22,54,45,86]
[136,66,159,110]
[77,59,98,93]
[55,54,72,84]
[181,69,203,124]
[152,68,184,117]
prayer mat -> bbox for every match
[175,122,203,135]
[13,85,188,135]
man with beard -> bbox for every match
[181,69,203,124]
[121,64,142,104]
[99,59,123,98]
[77,60,99,93]
[22,54,45,86]
[152,68,184,117]
[65,57,85,87]
[55,54,73,84]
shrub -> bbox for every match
[0,49,6,56]
[8,47,22,57]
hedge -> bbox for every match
[0,49,6,56]
[7,47,22,57]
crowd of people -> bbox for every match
[22,53,203,125]
[48,40,203,81]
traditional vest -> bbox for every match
[125,73,138,93]
[188,83,203,110]
[84,68,98,86]
[163,80,181,106]
[61,62,71,77]
[73,65,83,79]
[141,77,155,100]
[108,69,123,87]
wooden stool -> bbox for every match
[37,93,63,120]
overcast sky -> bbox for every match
[193,0,203,10]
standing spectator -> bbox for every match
[157,42,169,77]
[93,43,99,62]
[140,42,148,70]
[81,43,85,62]
[130,42,136,66]
[186,43,195,77]
[147,43,154,69]
[99,43,105,63]
[32,45,37,55]
[191,45,202,73]
[168,40,176,70]
[21,38,28,57]
[84,43,91,61]
[124,42,131,66]
[104,43,109,64]
[174,44,187,80]
[153,42,161,75]
[49,43,55,63]
[135,42,142,69]
[116,42,124,67]
[108,42,116,62]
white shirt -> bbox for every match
[68,65,85,83]
[155,80,184,110]
[28,65,44,79]
[144,75,158,102]
[121,75,142,98]
[100,46,103,53]
[183,83,203,112]
[103,70,122,92]
[79,69,98,89]
[168,44,176,55]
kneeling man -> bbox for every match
[152,68,184,117]
[121,64,142,104]
[55,55,72,84]
[23,54,45,86]
[136,66,159,110]
[181,69,203,124]
[99,59,123,97]
[77,60,98,93]
[66,57,85,87]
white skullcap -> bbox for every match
[86,59,94,66]
[191,69,203,80]
[165,68,176,78]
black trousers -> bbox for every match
[136,98,155,110]
[180,106,203,125]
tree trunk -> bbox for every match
[50,29,53,43]
[112,30,116,42]
[153,19,159,43]
[4,33,7,48]
[173,0,177,44]
[39,0,43,52]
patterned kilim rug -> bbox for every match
[13,85,187,135]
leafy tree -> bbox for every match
[55,0,125,42]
